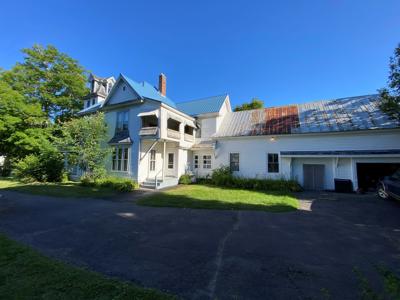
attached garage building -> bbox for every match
[213,95,400,191]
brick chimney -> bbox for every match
[159,73,166,96]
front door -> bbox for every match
[166,152,175,177]
[303,164,325,190]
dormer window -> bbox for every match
[122,86,126,91]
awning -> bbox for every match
[108,130,133,145]
[184,119,196,128]
[167,114,182,123]
[137,109,159,118]
[280,149,400,157]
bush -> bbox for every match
[80,176,138,192]
[14,151,64,182]
[210,166,302,192]
[179,174,192,185]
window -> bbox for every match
[194,155,199,169]
[168,153,174,169]
[122,85,126,91]
[203,155,211,169]
[230,153,240,171]
[116,111,129,132]
[86,100,90,108]
[149,150,156,171]
[268,153,279,173]
[108,83,112,93]
[91,98,96,106]
[112,145,129,171]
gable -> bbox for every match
[106,79,140,106]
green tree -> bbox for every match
[379,44,400,120]
[0,81,52,159]
[234,98,264,111]
[60,113,109,179]
[2,44,88,121]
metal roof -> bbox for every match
[122,74,177,108]
[176,94,228,116]
[77,103,102,116]
[215,94,400,137]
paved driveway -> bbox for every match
[0,190,399,299]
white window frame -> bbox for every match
[168,153,174,169]
[112,145,130,172]
[149,150,156,171]
[203,155,212,169]
[267,153,279,173]
[230,153,240,172]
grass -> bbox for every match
[137,184,299,212]
[0,178,119,198]
[0,234,173,300]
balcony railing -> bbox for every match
[167,128,180,140]
[139,127,158,136]
[184,133,194,142]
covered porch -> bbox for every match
[138,139,189,189]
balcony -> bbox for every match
[139,114,159,137]
[167,118,181,140]
[139,127,158,136]
[184,125,195,142]
[167,128,180,140]
[184,133,194,142]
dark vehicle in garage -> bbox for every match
[378,169,400,200]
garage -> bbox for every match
[357,163,400,192]
[303,164,325,190]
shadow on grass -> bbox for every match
[137,189,298,212]
[0,180,119,199]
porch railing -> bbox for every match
[167,128,180,140]
[184,133,194,142]
[139,127,158,136]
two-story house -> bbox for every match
[78,73,400,192]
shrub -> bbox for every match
[14,151,64,182]
[179,174,192,185]
[80,176,138,192]
[210,166,302,192]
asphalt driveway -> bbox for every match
[0,190,399,299]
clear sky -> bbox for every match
[1,0,399,108]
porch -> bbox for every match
[139,139,189,189]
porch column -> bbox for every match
[162,141,166,181]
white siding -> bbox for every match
[105,100,161,181]
[214,130,400,189]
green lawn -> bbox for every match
[0,178,118,198]
[0,234,173,300]
[137,184,299,212]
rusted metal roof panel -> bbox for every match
[215,94,399,137]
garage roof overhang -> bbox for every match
[280,149,400,158]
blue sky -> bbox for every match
[1,0,399,108]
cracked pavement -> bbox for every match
[0,190,400,299]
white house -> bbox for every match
[78,73,400,191]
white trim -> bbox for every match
[137,109,159,118]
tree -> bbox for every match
[379,44,400,120]
[60,113,109,179]
[234,98,264,111]
[0,80,52,159]
[2,44,88,121]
